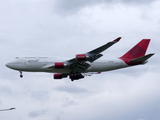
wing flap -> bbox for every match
[88,54,103,62]
[70,62,91,71]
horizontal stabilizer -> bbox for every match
[128,53,155,63]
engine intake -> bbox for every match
[76,54,89,61]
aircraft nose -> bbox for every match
[5,63,11,68]
[5,62,15,69]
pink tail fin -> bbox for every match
[120,39,150,59]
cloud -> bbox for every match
[56,72,160,120]
[53,0,157,15]
[0,0,159,120]
[55,84,89,94]
[28,110,47,118]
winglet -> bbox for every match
[114,37,121,42]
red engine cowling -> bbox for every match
[54,74,63,79]
[76,54,88,61]
[54,73,68,79]
[54,62,65,69]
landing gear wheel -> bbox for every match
[19,71,23,78]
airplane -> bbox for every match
[0,108,15,111]
[6,37,154,81]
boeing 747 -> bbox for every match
[6,37,154,81]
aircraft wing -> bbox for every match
[66,37,121,71]
[87,37,121,57]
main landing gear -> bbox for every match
[19,71,23,78]
[69,71,84,81]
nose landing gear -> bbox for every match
[20,71,23,78]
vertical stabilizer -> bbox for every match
[120,39,150,59]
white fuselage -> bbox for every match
[6,57,129,73]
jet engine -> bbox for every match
[54,73,67,79]
[76,54,89,61]
[54,62,65,68]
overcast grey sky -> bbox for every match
[0,0,159,120]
